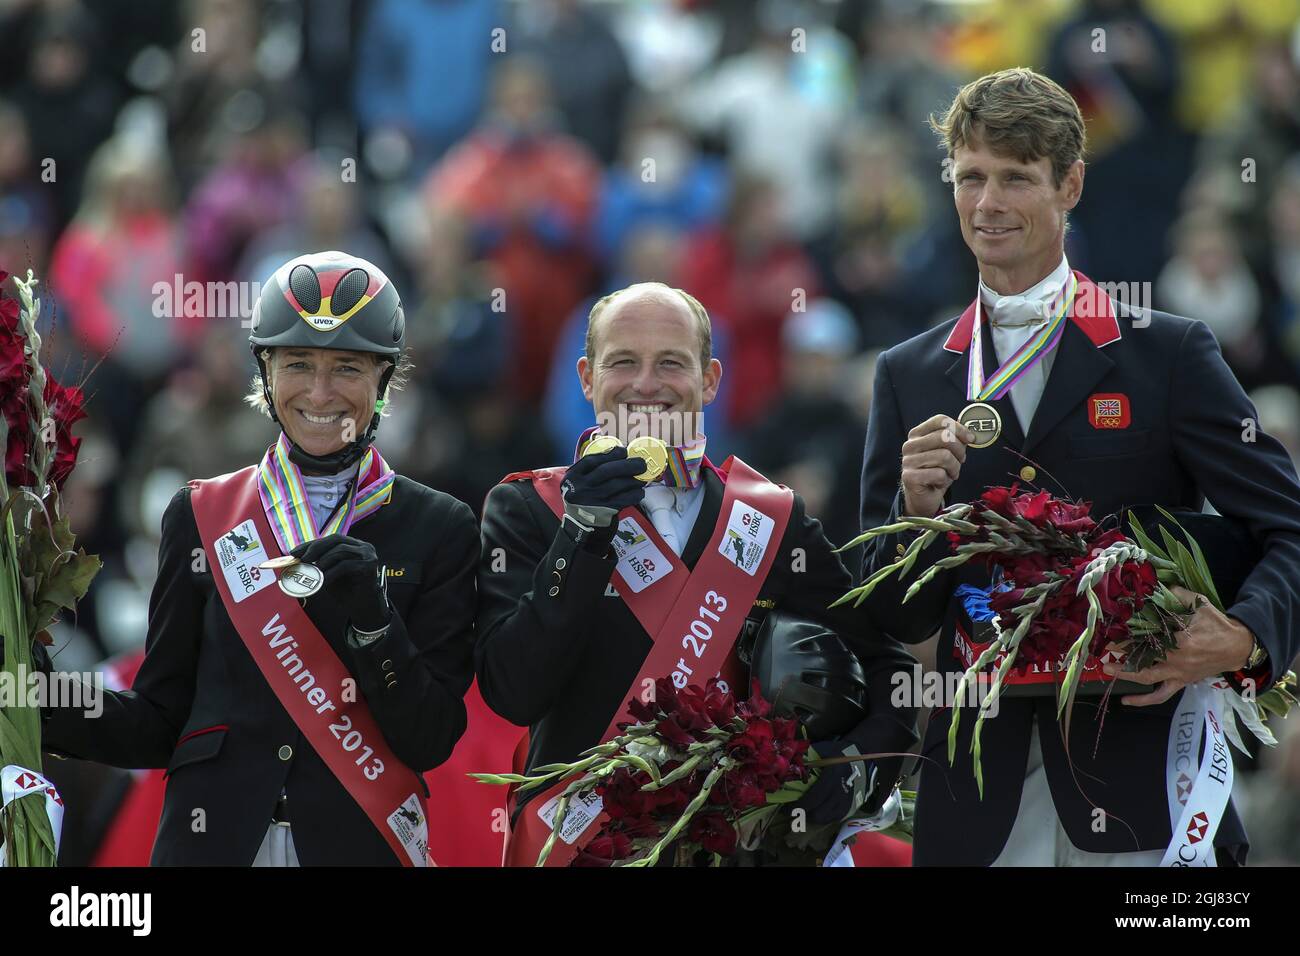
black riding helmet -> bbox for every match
[249,251,405,472]
[748,612,870,740]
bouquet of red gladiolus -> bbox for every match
[0,270,100,866]
[473,677,913,866]
[836,483,1296,795]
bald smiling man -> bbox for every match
[474,282,917,866]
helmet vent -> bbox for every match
[332,268,369,315]
[289,265,322,314]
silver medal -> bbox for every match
[277,561,324,598]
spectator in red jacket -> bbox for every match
[680,173,820,429]
[425,57,600,404]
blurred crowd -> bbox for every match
[2,0,1299,864]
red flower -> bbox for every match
[687,812,738,856]
[676,686,717,733]
[5,430,31,487]
[628,677,678,723]
[573,831,634,866]
[736,679,772,719]
[0,271,21,343]
[653,781,693,816]
[715,767,769,810]
[701,679,737,726]
[597,768,656,819]
[1011,489,1052,526]
[47,438,80,489]
[1045,497,1096,535]
[726,718,776,763]
[44,377,87,431]
[980,483,1020,516]
[654,715,695,748]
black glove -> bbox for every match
[290,534,390,632]
[796,739,877,826]
[560,448,646,536]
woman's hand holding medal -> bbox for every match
[264,534,392,632]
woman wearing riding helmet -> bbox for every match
[39,251,478,866]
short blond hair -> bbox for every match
[244,347,412,419]
[930,67,1086,188]
[585,282,712,369]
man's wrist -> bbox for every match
[561,513,616,555]
[1224,618,1263,672]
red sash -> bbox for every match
[499,457,793,866]
[190,467,431,866]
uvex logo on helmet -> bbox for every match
[282,260,386,332]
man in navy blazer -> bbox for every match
[859,68,1300,865]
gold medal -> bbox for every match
[626,436,669,482]
[958,402,1002,449]
[259,555,301,570]
[580,434,624,458]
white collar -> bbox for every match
[979,255,1071,327]
[644,482,701,516]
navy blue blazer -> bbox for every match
[859,277,1300,865]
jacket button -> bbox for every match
[555,557,567,570]
[278,745,293,761]
[1019,465,1037,482]
[548,585,560,597]
[381,659,393,672]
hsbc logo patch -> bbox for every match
[611,516,670,593]
[1185,811,1210,844]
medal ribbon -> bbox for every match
[968,273,1078,401]
[575,426,707,490]
[256,432,396,553]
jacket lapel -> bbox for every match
[681,468,724,569]
[1021,318,1115,455]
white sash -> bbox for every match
[1161,681,1233,867]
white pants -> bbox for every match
[252,822,300,867]
[992,717,1164,866]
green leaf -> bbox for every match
[1126,512,1168,561]
[36,551,101,612]
[0,707,42,773]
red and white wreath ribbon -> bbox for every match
[0,764,64,865]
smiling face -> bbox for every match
[577,288,721,444]
[270,347,385,457]
[952,136,1083,294]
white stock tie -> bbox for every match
[642,485,682,557]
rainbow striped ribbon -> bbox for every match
[256,432,396,554]
[575,427,708,490]
[968,273,1078,401]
